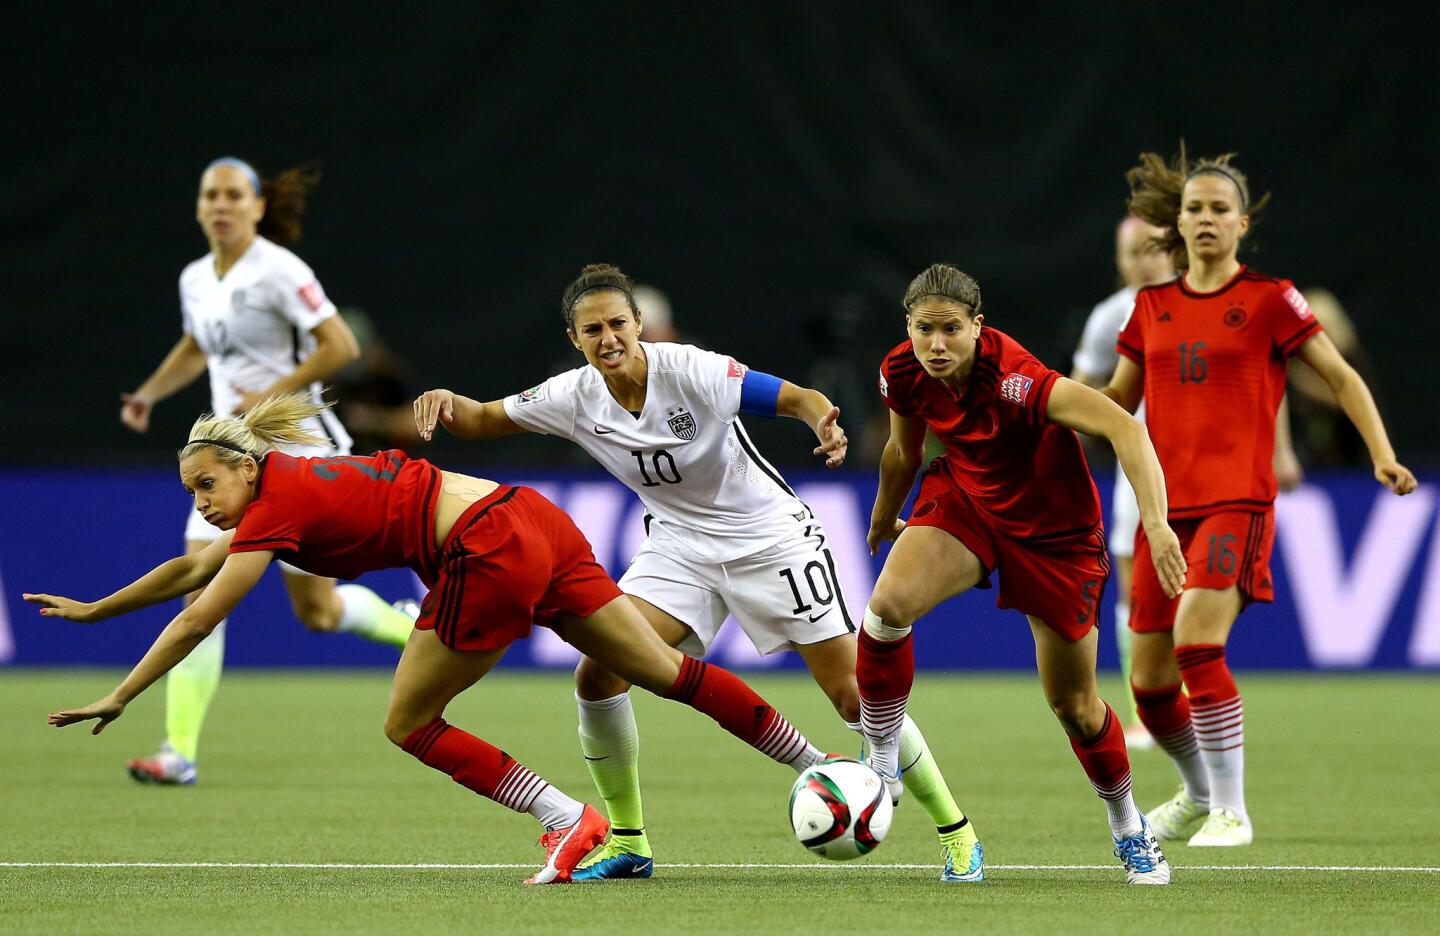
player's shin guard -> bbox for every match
[402,718,583,830]
[1175,644,1246,822]
[895,716,968,832]
[576,692,649,854]
[164,618,226,762]
[1132,680,1210,805]
[856,611,913,779]
[1069,703,1142,838]
[664,656,822,771]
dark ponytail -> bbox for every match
[258,163,322,245]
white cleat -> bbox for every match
[1114,817,1170,885]
[1146,787,1210,840]
[1187,807,1254,847]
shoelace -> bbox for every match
[1114,832,1158,873]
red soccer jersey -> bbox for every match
[229,450,444,581]
[879,327,1101,539]
[1116,266,1324,519]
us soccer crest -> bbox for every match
[666,406,696,440]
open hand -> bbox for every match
[413,389,457,442]
[48,695,125,734]
[23,593,99,623]
[1145,524,1188,599]
[812,406,848,468]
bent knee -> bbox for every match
[1047,692,1101,735]
[291,599,340,632]
[865,591,919,630]
[574,656,633,700]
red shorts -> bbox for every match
[415,485,623,652]
[1131,509,1276,633]
[907,470,1110,641]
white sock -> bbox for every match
[1194,697,1247,822]
[529,786,586,831]
[1105,791,1144,840]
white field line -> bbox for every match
[0,862,1436,872]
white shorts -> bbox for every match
[619,516,856,657]
[1110,468,1140,559]
[183,440,347,576]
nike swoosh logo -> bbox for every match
[593,426,617,435]
[634,860,652,873]
[807,609,832,624]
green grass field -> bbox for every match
[1,670,1436,934]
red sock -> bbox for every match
[665,656,813,767]
[1175,643,1243,756]
[402,718,549,814]
[1131,681,1199,759]
[1068,704,1133,803]
[856,627,914,741]
[1174,644,1238,706]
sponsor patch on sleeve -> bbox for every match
[727,357,748,379]
[878,369,889,398]
[516,384,547,406]
[298,281,326,312]
[1282,286,1313,320]
[999,373,1034,406]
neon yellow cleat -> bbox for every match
[1146,787,1208,840]
[1187,807,1253,847]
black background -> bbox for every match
[4,3,1435,466]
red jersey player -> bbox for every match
[1108,148,1417,848]
[857,263,1186,885]
[27,393,830,884]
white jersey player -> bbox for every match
[1071,216,1175,749]
[415,263,982,883]
[116,157,415,786]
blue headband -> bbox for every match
[205,157,262,197]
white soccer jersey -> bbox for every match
[503,342,805,563]
[1075,285,1146,423]
[1073,286,1136,380]
[179,236,351,450]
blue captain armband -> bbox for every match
[739,370,784,417]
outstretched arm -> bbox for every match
[776,381,847,468]
[25,532,235,623]
[866,411,927,555]
[1046,377,1186,598]
[48,550,273,734]
[413,389,527,442]
[1294,332,1416,495]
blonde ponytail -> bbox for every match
[180,392,330,464]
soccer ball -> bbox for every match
[788,757,893,860]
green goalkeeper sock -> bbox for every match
[898,715,970,835]
[334,584,415,649]
[577,691,651,857]
[165,618,226,762]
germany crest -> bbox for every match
[667,407,697,440]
